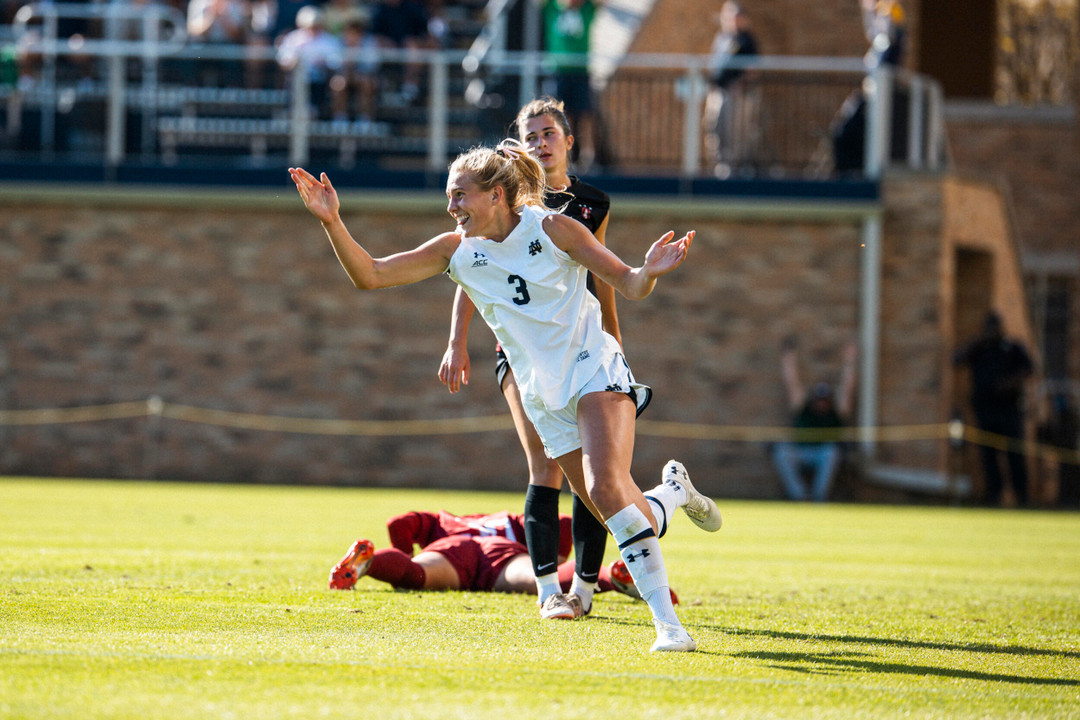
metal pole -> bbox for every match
[926,80,945,171]
[427,52,449,173]
[907,74,924,169]
[41,6,58,159]
[105,51,126,166]
[103,2,128,165]
[863,66,892,178]
[289,60,310,166]
[681,64,704,177]
[858,211,883,457]
[142,11,163,159]
[520,0,541,109]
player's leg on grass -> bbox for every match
[560,390,695,652]
[371,548,461,590]
[569,492,608,612]
[492,553,541,593]
[331,540,462,591]
[504,370,602,618]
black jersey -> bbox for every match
[545,176,610,236]
[545,176,611,297]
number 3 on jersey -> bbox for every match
[508,275,530,305]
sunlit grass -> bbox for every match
[2,477,1078,719]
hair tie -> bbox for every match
[496,143,521,161]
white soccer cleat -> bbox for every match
[564,592,590,618]
[538,593,578,620]
[650,619,697,652]
[663,460,723,532]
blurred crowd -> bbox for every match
[2,0,454,122]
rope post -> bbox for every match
[143,395,164,480]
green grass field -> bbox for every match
[2,476,1078,719]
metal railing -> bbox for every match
[3,2,946,179]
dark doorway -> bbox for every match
[917,0,997,98]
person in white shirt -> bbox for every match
[277,5,344,119]
[289,141,722,652]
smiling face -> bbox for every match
[446,170,498,238]
[521,113,573,179]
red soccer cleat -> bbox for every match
[328,539,375,590]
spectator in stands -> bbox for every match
[425,0,450,49]
[832,0,907,173]
[703,1,759,179]
[861,0,907,69]
[371,0,432,105]
[541,0,600,172]
[12,0,96,90]
[954,311,1035,507]
[277,5,345,120]
[244,0,279,89]
[271,0,311,42]
[330,17,381,128]
[187,0,250,86]
[770,335,858,502]
[324,0,368,36]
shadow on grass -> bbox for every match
[707,625,1080,660]
[588,616,1079,675]
[733,650,1080,687]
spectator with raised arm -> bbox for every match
[771,335,858,502]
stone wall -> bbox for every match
[0,179,966,498]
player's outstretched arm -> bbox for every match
[289,168,458,289]
[545,214,694,301]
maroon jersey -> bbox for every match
[386,510,571,558]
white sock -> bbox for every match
[569,574,596,611]
[643,482,683,537]
[535,572,561,602]
[605,504,680,626]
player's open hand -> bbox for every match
[643,230,694,278]
[289,167,340,224]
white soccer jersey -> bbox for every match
[447,204,621,410]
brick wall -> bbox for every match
[0,176,985,499]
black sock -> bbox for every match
[524,485,561,577]
[572,494,608,584]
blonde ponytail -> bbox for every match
[449,139,547,211]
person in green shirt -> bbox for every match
[542,0,599,170]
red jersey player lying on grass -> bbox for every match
[328,509,673,612]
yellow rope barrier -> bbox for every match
[634,419,953,443]
[157,402,515,436]
[0,401,151,425]
[2,398,1078,464]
